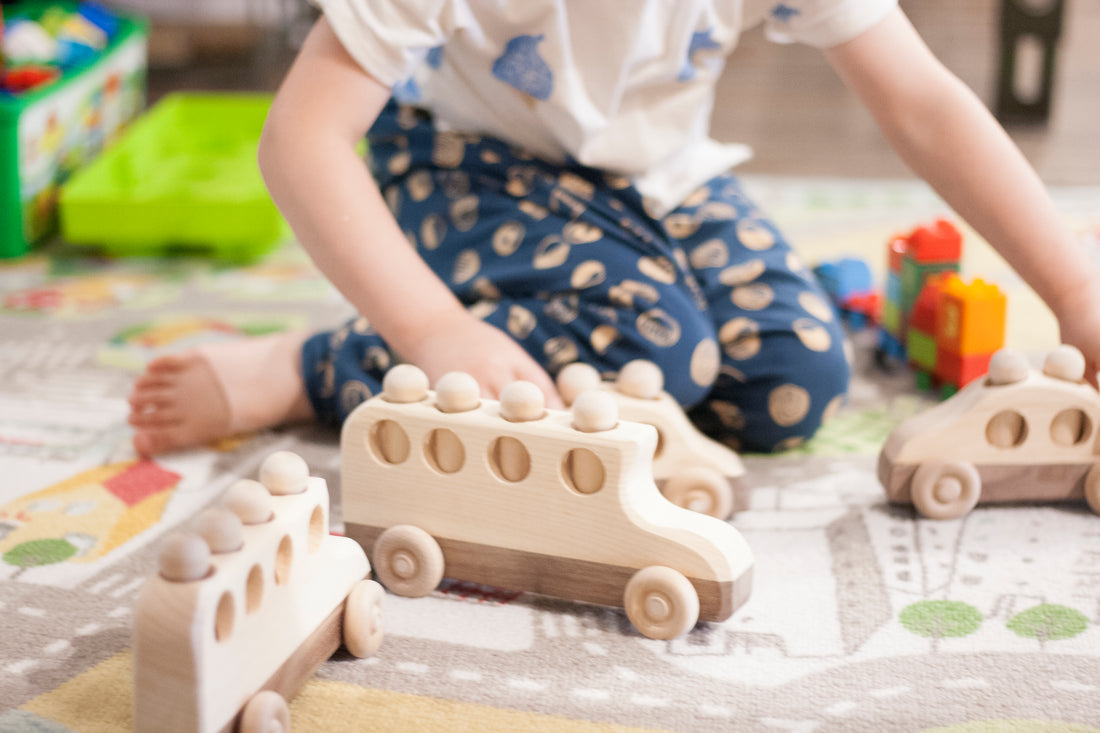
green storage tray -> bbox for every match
[0,1,148,258]
[59,93,289,260]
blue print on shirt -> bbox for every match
[492,35,554,101]
[426,45,444,68]
[771,4,800,22]
[678,28,722,82]
[393,77,421,102]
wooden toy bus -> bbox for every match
[133,452,385,733]
[341,366,754,640]
[879,346,1100,519]
[556,360,748,519]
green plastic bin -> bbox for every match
[59,93,289,260]
[0,1,148,258]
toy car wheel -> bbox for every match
[240,690,289,733]
[623,565,700,640]
[373,525,445,597]
[911,461,981,519]
[1085,464,1100,516]
[661,466,735,519]
[344,579,386,658]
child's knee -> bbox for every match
[694,332,850,453]
[752,341,850,451]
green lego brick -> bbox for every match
[907,329,938,370]
[882,300,900,334]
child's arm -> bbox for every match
[824,8,1100,380]
[258,18,562,405]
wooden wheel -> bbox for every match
[344,579,386,658]
[623,566,699,640]
[1085,464,1100,515]
[240,690,289,733]
[373,525,444,597]
[661,467,734,519]
[911,461,981,519]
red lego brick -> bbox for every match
[909,273,950,333]
[908,219,963,264]
[887,237,908,273]
[935,349,993,390]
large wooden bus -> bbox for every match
[341,366,754,640]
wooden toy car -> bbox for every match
[133,452,385,733]
[340,366,754,640]
[878,345,1100,519]
[556,360,747,519]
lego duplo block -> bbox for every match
[936,349,993,389]
[813,257,873,303]
[909,273,951,333]
[907,219,963,264]
[885,271,902,307]
[882,299,901,336]
[936,276,1007,356]
[907,329,938,372]
[887,237,908,274]
[900,258,959,315]
[878,330,905,360]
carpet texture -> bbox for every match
[2,177,1099,732]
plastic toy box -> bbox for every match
[59,93,288,260]
[0,2,147,258]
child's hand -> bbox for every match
[402,310,565,409]
[1056,279,1100,388]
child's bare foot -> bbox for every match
[127,331,315,456]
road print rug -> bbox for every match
[2,177,1099,732]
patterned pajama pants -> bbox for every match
[301,103,849,452]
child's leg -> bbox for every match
[128,330,315,455]
[669,175,850,453]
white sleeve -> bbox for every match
[762,0,898,48]
[311,0,449,86]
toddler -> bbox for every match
[128,1,1100,456]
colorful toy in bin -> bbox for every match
[59,93,289,261]
[0,1,146,258]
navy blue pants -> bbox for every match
[302,104,849,452]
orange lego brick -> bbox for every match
[935,275,1007,356]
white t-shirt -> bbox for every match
[316,0,897,216]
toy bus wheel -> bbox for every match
[661,467,734,519]
[373,525,445,597]
[240,690,289,733]
[623,566,700,640]
[344,579,386,658]
[1085,464,1100,516]
[911,461,981,520]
